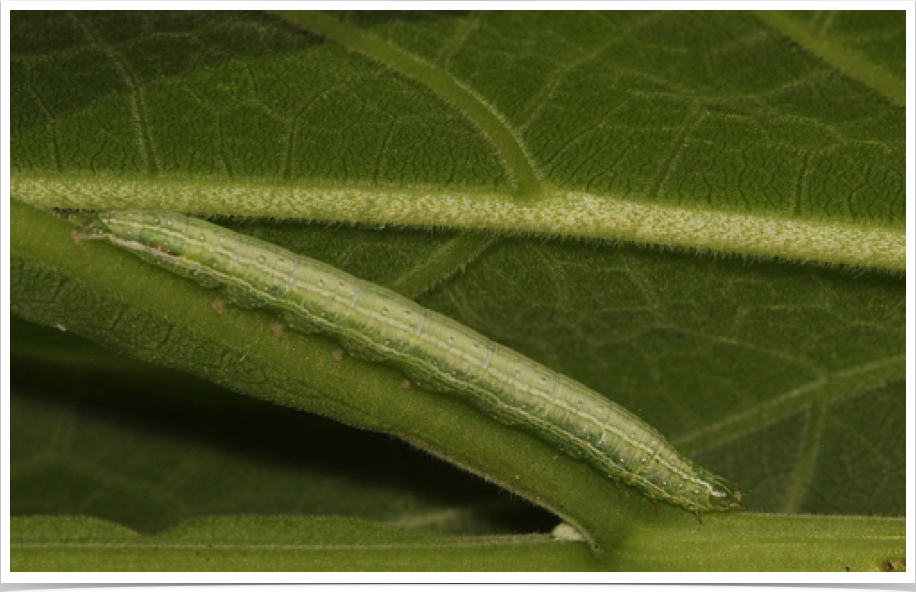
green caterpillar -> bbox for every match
[73,209,743,514]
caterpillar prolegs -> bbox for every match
[73,210,743,514]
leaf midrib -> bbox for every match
[12,173,907,271]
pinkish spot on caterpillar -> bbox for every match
[209,299,227,315]
[269,322,284,340]
[331,349,344,362]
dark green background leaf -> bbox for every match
[10,10,905,571]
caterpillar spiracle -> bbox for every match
[72,209,743,514]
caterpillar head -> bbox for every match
[706,476,744,512]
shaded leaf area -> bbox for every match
[763,10,905,100]
[799,11,905,78]
[12,10,904,222]
[11,320,557,537]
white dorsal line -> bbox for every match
[77,210,742,513]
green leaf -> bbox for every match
[10,10,905,571]
[8,515,904,572]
